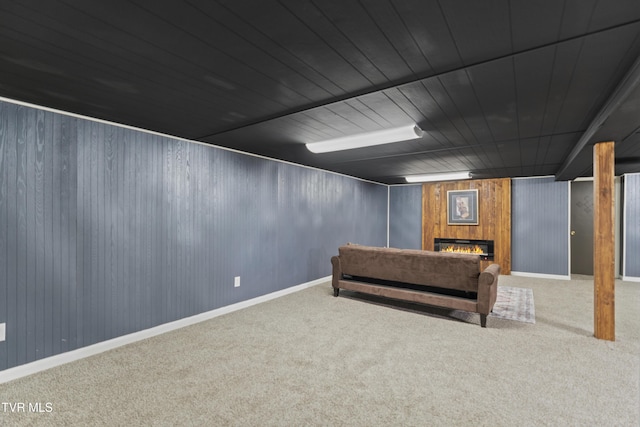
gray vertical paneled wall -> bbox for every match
[0,100,387,371]
[0,105,78,371]
[511,177,569,276]
[389,185,423,249]
[624,173,640,278]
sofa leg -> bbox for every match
[480,314,487,328]
[333,288,339,297]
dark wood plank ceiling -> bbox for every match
[1,0,639,184]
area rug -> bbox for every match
[451,286,535,325]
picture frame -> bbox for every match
[447,189,478,225]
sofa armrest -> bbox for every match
[331,256,342,289]
[477,263,500,315]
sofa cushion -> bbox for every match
[338,244,481,292]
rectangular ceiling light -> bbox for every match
[306,124,423,153]
[405,172,472,183]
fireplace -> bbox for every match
[434,238,494,261]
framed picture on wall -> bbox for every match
[447,189,478,225]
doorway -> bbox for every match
[571,180,594,275]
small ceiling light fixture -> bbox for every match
[405,171,472,183]
[306,124,423,154]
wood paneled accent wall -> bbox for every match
[422,178,511,274]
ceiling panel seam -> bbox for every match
[194,19,640,141]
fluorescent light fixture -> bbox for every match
[306,124,423,153]
[405,172,472,183]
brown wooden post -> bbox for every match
[593,141,615,341]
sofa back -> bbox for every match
[338,244,481,292]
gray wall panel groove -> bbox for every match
[7,105,19,367]
[389,185,423,250]
[5,105,18,368]
[511,177,569,276]
[624,174,640,278]
[0,103,7,370]
[16,106,29,366]
[0,99,387,371]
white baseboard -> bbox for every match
[510,271,571,281]
[622,275,640,282]
[0,276,331,384]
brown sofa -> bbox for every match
[331,244,500,327]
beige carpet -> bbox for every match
[0,275,638,426]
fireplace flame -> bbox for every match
[441,244,484,255]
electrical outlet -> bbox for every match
[234,276,241,288]
[0,323,5,342]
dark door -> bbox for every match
[571,181,594,275]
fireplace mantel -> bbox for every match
[421,178,511,274]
